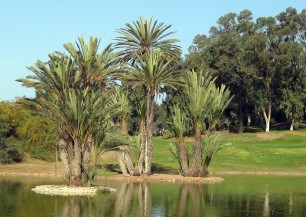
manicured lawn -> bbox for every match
[1,130,305,175]
[152,131,306,173]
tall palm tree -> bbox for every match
[125,50,182,175]
[115,17,181,63]
[115,17,181,175]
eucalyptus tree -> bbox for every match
[19,37,119,186]
[168,70,232,177]
[114,17,181,175]
[276,8,306,130]
[185,10,255,132]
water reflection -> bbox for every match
[62,197,85,217]
[113,182,152,217]
[1,176,306,217]
[111,182,211,217]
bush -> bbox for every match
[162,130,173,139]
[0,138,23,164]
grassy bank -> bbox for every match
[0,130,306,176]
[151,130,306,174]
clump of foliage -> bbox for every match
[202,134,230,176]
[97,188,111,195]
[0,138,23,164]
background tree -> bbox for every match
[275,7,306,130]
[184,7,306,132]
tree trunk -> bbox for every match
[118,153,129,175]
[290,119,294,131]
[82,134,92,184]
[55,141,58,177]
[190,126,204,177]
[137,120,146,175]
[58,130,70,181]
[247,114,251,127]
[203,156,211,177]
[178,139,189,176]
[144,88,155,175]
[70,138,82,186]
[117,115,135,176]
[262,103,271,133]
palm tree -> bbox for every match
[114,17,181,175]
[110,86,135,175]
[124,50,182,174]
[167,105,190,176]
[168,70,232,177]
[115,17,181,63]
[19,37,118,186]
[184,70,216,176]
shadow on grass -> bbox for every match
[96,164,121,174]
[152,163,178,175]
[230,121,306,133]
[96,163,177,175]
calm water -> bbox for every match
[1,175,306,217]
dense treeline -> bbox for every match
[0,7,305,183]
[182,7,306,132]
[0,102,56,162]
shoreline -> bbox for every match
[1,171,306,183]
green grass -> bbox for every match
[151,130,306,173]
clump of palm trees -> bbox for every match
[168,70,232,177]
[19,17,232,185]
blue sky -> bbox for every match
[0,0,305,101]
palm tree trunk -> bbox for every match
[117,115,135,175]
[203,156,211,176]
[82,134,92,184]
[137,120,146,175]
[58,130,70,181]
[70,138,82,186]
[178,139,189,176]
[190,126,204,177]
[145,88,155,175]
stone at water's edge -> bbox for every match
[32,185,116,196]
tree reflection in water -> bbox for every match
[1,177,305,217]
[62,196,85,217]
[114,182,152,217]
[114,182,209,217]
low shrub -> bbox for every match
[0,138,23,164]
[162,130,173,139]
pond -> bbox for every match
[1,175,306,217]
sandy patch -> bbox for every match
[32,185,116,196]
[256,132,284,141]
[98,174,224,183]
[286,131,306,137]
